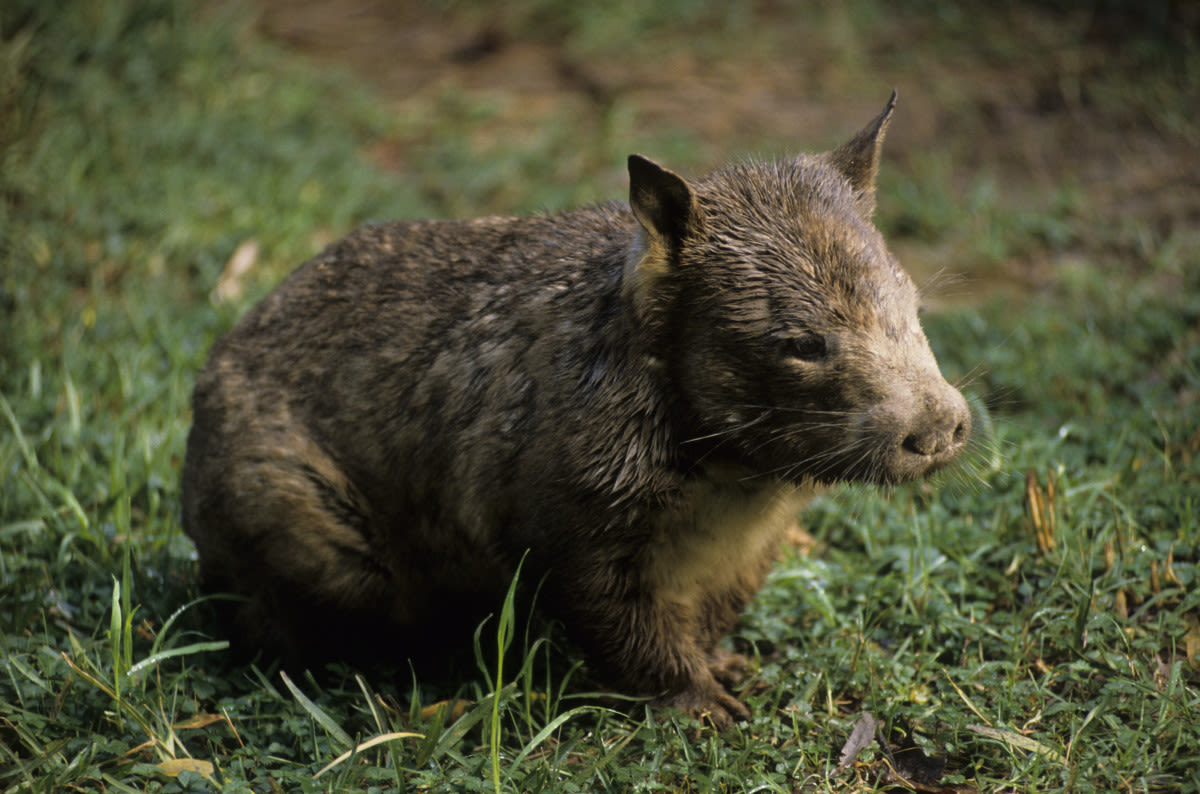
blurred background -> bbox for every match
[249,0,1198,301]
[3,0,1196,310]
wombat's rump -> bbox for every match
[181,94,969,726]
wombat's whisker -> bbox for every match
[730,403,858,419]
[682,411,774,445]
[742,435,874,483]
[917,267,969,304]
[952,364,989,392]
[945,435,1007,493]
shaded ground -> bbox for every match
[253,0,1198,300]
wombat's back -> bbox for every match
[181,203,668,663]
[219,206,634,384]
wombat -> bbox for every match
[181,93,970,726]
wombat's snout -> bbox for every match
[899,382,971,468]
[834,375,971,486]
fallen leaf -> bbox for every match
[157,758,215,778]
[173,713,226,730]
[837,711,880,770]
[420,698,471,722]
[213,239,259,304]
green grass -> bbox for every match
[2,0,1198,791]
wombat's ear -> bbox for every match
[828,90,897,217]
[624,155,703,324]
[627,154,701,249]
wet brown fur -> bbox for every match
[181,94,970,726]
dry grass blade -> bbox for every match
[967,724,1064,764]
[313,730,425,779]
[1024,469,1057,553]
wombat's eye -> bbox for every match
[782,333,828,363]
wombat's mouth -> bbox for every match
[699,392,971,489]
[765,390,972,487]
[841,407,971,486]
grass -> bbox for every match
[2,0,1198,791]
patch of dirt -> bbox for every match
[253,0,1198,300]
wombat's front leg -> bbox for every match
[631,603,751,728]
[564,571,752,728]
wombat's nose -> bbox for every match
[902,422,964,457]
[901,390,971,459]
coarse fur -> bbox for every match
[181,93,970,726]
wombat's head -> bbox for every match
[625,92,970,486]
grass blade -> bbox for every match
[279,671,354,751]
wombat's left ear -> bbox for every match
[828,90,897,217]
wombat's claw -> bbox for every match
[707,647,749,687]
[661,683,750,730]
[708,693,751,730]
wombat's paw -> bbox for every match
[707,647,749,687]
[659,681,751,730]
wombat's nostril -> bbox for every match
[902,432,934,456]
[953,421,967,444]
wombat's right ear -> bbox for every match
[627,154,701,248]
[624,155,703,324]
